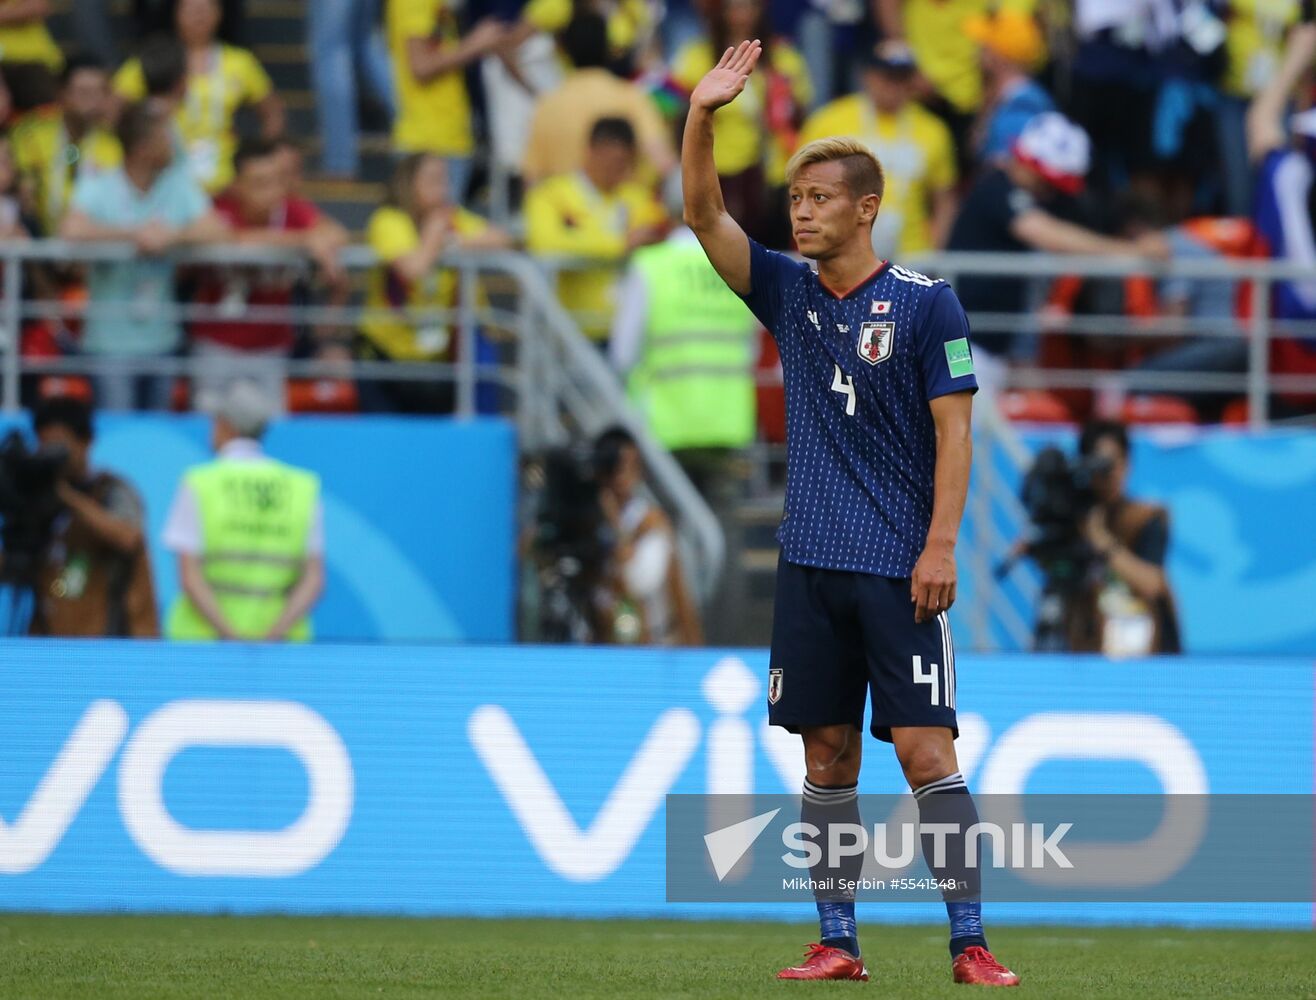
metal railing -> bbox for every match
[545,249,1316,649]
[5,242,1316,648]
[0,240,727,599]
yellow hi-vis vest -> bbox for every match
[627,239,757,451]
[166,458,320,641]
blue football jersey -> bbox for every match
[739,239,978,577]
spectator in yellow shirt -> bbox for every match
[12,53,122,236]
[1217,0,1302,215]
[672,0,811,247]
[520,0,656,68]
[876,0,1039,169]
[799,41,958,259]
[525,116,665,343]
[114,0,284,194]
[522,12,674,186]
[360,152,513,413]
[0,0,62,71]
[387,0,508,203]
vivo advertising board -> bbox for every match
[0,642,1310,928]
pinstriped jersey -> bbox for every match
[738,239,978,577]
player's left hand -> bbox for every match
[910,541,956,624]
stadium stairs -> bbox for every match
[46,1,783,644]
[49,0,389,234]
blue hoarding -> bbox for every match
[0,641,1309,928]
[972,427,1316,656]
[0,415,517,642]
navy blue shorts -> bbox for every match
[768,558,959,742]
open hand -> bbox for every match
[689,39,762,113]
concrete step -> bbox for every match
[302,179,385,233]
[735,496,784,552]
[47,0,307,57]
[253,43,310,93]
[245,2,303,41]
[298,134,395,185]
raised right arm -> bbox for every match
[682,39,761,296]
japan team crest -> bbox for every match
[768,668,784,705]
[857,321,894,366]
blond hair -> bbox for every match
[785,137,885,202]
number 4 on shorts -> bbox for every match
[912,654,941,706]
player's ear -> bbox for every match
[859,194,881,226]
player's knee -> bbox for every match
[896,740,955,789]
[802,726,861,780]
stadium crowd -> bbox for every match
[0,0,1313,425]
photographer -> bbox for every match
[1037,420,1182,656]
[592,427,703,647]
[23,397,159,637]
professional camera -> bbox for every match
[0,430,68,588]
[523,448,615,643]
[1017,446,1112,581]
[999,446,1113,650]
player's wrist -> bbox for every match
[924,534,957,551]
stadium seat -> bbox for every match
[1120,395,1198,425]
[287,378,360,414]
[998,389,1072,424]
[169,379,192,413]
[1220,398,1250,425]
[35,376,93,402]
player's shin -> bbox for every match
[801,779,863,958]
[912,772,986,957]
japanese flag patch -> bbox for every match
[870,300,892,315]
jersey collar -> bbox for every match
[818,261,890,300]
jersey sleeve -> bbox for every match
[231,47,273,104]
[917,284,979,400]
[737,238,808,335]
[112,59,146,100]
[1131,512,1169,567]
[367,208,419,263]
[393,0,439,38]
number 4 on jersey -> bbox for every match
[830,364,856,416]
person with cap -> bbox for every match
[946,111,1169,393]
[162,380,324,642]
[1246,17,1316,414]
[962,8,1054,164]
[799,39,958,259]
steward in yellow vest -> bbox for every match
[163,382,323,641]
[611,228,758,453]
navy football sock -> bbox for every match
[802,779,862,958]
[913,772,988,958]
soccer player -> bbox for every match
[682,41,1019,987]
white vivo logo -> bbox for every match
[0,699,354,877]
[470,659,1210,884]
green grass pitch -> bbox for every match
[0,915,1311,999]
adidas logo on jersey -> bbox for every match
[807,310,821,330]
[888,264,939,287]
